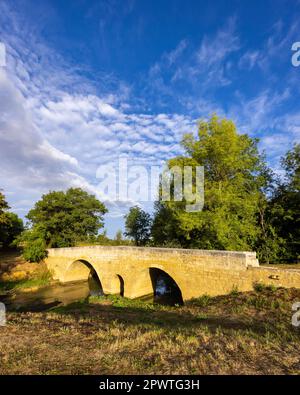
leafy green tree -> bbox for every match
[21,227,48,262]
[0,190,24,248]
[26,188,107,248]
[270,144,300,261]
[151,201,182,246]
[124,206,152,246]
[255,194,287,264]
[251,165,286,264]
[152,115,269,252]
[0,212,24,248]
[0,190,9,225]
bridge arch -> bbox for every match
[149,267,184,305]
[63,259,103,294]
[116,274,125,297]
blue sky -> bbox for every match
[0,0,300,237]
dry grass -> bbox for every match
[1,287,300,375]
[0,249,29,275]
[0,249,52,292]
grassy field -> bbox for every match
[1,249,300,375]
[1,286,300,375]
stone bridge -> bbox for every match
[45,246,300,301]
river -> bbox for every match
[0,272,183,311]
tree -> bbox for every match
[152,115,269,252]
[0,190,9,225]
[114,229,123,245]
[251,165,286,264]
[97,229,111,245]
[21,228,48,263]
[124,206,152,246]
[0,190,24,248]
[26,188,107,248]
[151,201,182,246]
[270,144,300,261]
[0,212,24,248]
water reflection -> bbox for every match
[151,269,184,306]
[0,269,183,312]
[0,270,103,312]
[1,281,92,312]
[88,270,103,297]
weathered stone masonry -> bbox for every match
[45,246,300,301]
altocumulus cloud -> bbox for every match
[0,67,93,209]
[0,6,196,221]
[1,0,299,227]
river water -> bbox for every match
[0,278,101,312]
[0,273,182,312]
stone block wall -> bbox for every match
[45,246,300,300]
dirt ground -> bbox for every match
[1,249,300,375]
[0,287,300,375]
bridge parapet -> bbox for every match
[47,246,259,268]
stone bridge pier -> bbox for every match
[45,246,300,301]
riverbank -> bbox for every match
[1,287,300,374]
[0,249,52,293]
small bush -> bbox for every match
[188,294,211,307]
[23,238,48,263]
[266,284,277,292]
[253,282,265,292]
[253,282,277,293]
[230,285,239,296]
[248,296,269,309]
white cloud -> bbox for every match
[0,69,84,191]
[238,50,260,70]
[196,18,240,69]
[165,39,189,66]
[0,10,196,223]
[229,89,290,132]
[1,1,299,234]
[143,17,242,111]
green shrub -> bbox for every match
[248,296,269,309]
[22,238,47,262]
[230,285,239,296]
[253,282,277,293]
[253,282,265,292]
[188,294,211,307]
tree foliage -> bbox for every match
[124,206,152,246]
[151,116,300,263]
[21,228,48,262]
[26,188,107,248]
[152,115,270,252]
[269,144,300,261]
[0,191,24,248]
[0,191,10,225]
[0,212,24,248]
[114,230,123,245]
